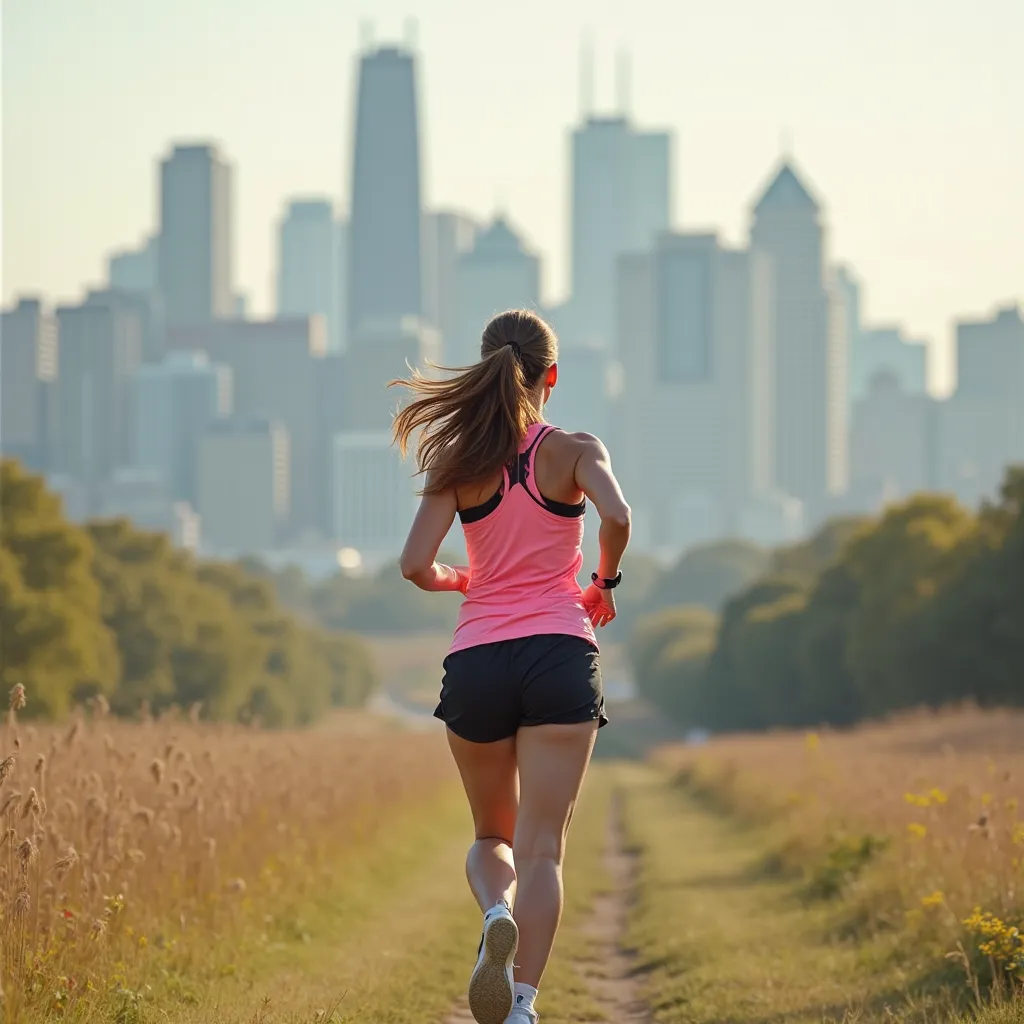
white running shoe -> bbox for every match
[504,1009,538,1024]
[468,899,519,1024]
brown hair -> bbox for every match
[390,309,558,495]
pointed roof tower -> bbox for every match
[753,161,820,214]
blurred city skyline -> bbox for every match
[6,0,1023,396]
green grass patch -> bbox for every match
[617,768,1014,1024]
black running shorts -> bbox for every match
[434,634,608,744]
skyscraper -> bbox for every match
[166,317,326,538]
[134,351,232,504]
[1,298,57,471]
[937,304,1024,507]
[750,161,847,517]
[422,210,478,356]
[55,293,142,499]
[158,144,234,327]
[616,233,776,554]
[956,304,1024,401]
[852,326,928,401]
[332,430,416,567]
[570,115,671,348]
[109,236,159,293]
[277,199,343,352]
[342,318,440,431]
[453,217,541,366]
[198,418,290,555]
[347,45,423,337]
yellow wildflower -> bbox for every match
[907,822,928,840]
[805,732,821,751]
[921,890,945,908]
[929,788,949,805]
[904,792,931,808]
[982,793,994,807]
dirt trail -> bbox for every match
[443,790,649,1024]
[576,790,651,1023]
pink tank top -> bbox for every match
[449,423,597,655]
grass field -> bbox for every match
[3,686,1022,1023]
[642,708,1024,1021]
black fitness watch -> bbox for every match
[591,571,622,590]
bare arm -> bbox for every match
[573,434,631,580]
[399,473,469,593]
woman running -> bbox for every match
[391,309,631,1024]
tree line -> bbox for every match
[630,467,1024,732]
[0,459,377,724]
[250,532,774,639]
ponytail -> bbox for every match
[390,309,558,495]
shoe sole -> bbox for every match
[468,914,518,1024]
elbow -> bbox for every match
[606,503,632,532]
[399,555,428,583]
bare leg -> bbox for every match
[447,728,519,910]
[512,721,598,988]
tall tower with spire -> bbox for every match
[568,45,671,350]
[347,41,423,338]
[750,159,847,516]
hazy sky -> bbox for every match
[4,0,1022,394]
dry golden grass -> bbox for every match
[0,686,456,1022]
[654,706,1024,998]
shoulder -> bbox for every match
[541,428,610,468]
[423,468,457,501]
[555,430,610,460]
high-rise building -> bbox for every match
[96,467,200,550]
[166,318,325,538]
[315,354,348,536]
[158,144,234,327]
[197,418,289,554]
[54,292,142,500]
[937,304,1024,507]
[348,45,423,336]
[332,430,416,567]
[750,161,847,518]
[335,220,348,349]
[108,236,159,293]
[328,316,437,548]
[850,370,937,509]
[422,210,478,358]
[956,304,1024,401]
[342,317,440,432]
[453,217,541,366]
[570,115,671,348]
[87,286,166,365]
[277,199,344,352]
[1,298,58,471]
[134,351,232,505]
[615,233,775,555]
[852,326,928,402]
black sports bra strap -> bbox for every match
[524,424,556,472]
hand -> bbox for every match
[452,565,471,595]
[582,583,616,628]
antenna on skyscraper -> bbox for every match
[404,17,419,50]
[616,45,632,117]
[579,30,595,119]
